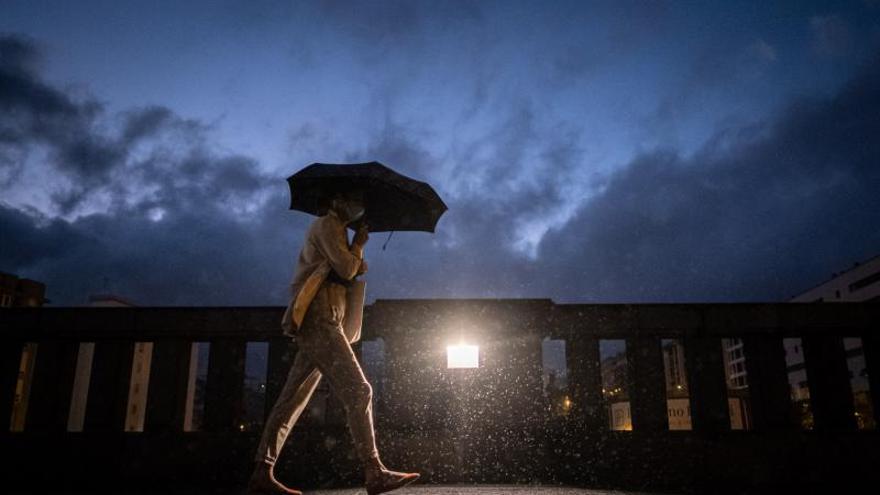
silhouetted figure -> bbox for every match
[247,189,419,495]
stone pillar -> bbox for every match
[802,335,857,431]
[84,340,136,432]
[683,336,730,434]
[265,337,296,421]
[0,340,24,432]
[145,339,193,432]
[23,340,80,431]
[628,336,669,432]
[483,332,544,429]
[381,333,410,427]
[566,336,605,432]
[741,336,793,430]
[204,338,247,432]
[863,334,880,429]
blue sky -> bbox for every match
[1,0,879,306]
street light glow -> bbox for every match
[447,344,479,368]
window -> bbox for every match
[844,338,875,430]
[184,342,210,432]
[542,338,568,418]
[849,270,880,292]
[722,338,752,430]
[241,342,269,432]
[785,338,813,430]
[662,339,691,430]
[600,340,630,431]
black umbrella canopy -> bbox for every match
[286,161,448,233]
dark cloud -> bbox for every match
[121,106,174,144]
[0,33,40,74]
[0,34,292,305]
[0,205,88,268]
[535,51,880,302]
[1,32,879,308]
[811,14,853,58]
[546,1,675,85]
[342,99,588,300]
[0,193,306,306]
[650,36,780,138]
[315,0,484,42]
[0,34,122,212]
[0,35,94,131]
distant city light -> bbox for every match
[447,344,479,368]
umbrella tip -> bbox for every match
[382,231,394,251]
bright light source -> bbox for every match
[447,344,479,368]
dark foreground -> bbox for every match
[310,487,664,495]
[10,486,670,495]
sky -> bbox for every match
[1,0,880,307]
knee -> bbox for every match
[351,381,373,408]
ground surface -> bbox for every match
[8,484,672,495]
[309,485,665,495]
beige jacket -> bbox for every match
[281,209,364,339]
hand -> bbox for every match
[357,259,368,275]
[353,223,369,247]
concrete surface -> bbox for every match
[309,485,668,495]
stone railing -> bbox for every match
[1,300,878,493]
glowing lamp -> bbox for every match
[447,344,479,368]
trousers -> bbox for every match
[254,280,380,466]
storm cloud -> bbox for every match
[1,20,879,306]
[537,51,880,302]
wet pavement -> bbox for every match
[9,484,672,495]
[309,485,667,495]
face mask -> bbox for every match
[346,203,365,222]
[334,197,364,222]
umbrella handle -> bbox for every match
[382,231,394,251]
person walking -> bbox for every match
[246,189,420,495]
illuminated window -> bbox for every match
[242,341,269,432]
[447,344,479,368]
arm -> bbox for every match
[313,217,363,280]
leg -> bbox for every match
[297,320,419,494]
[247,346,322,494]
[297,320,380,465]
[254,347,322,465]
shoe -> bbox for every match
[244,485,303,495]
[365,469,420,495]
[244,476,303,495]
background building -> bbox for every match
[0,271,47,307]
[786,252,879,430]
[4,272,47,432]
[66,293,151,433]
[789,253,880,303]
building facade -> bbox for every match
[786,252,880,430]
[789,253,880,303]
[0,271,47,308]
[3,272,46,431]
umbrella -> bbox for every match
[287,161,447,247]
